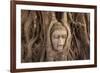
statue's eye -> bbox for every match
[62,35,67,39]
[53,35,59,39]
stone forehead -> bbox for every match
[51,22,67,32]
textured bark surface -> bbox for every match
[21,10,90,62]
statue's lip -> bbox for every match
[57,44,63,47]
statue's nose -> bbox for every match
[58,37,64,45]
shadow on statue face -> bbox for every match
[51,28,67,52]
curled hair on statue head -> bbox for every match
[50,22,68,38]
